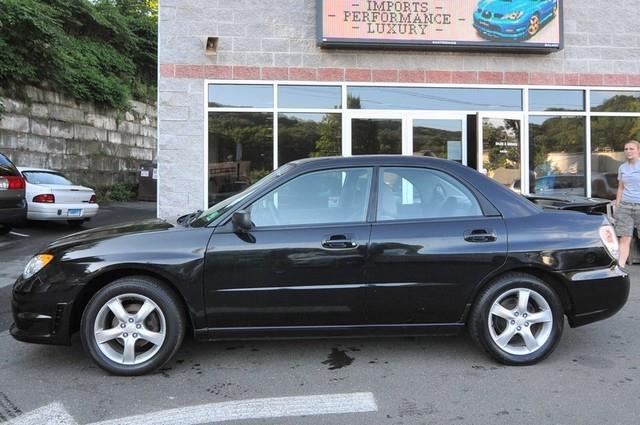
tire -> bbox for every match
[80,277,186,376]
[527,14,541,38]
[468,273,564,365]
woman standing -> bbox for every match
[615,139,640,267]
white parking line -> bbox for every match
[8,231,29,237]
[8,402,78,425]
[89,392,378,425]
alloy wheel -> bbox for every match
[93,293,167,365]
[487,288,553,356]
[528,15,540,36]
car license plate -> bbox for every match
[67,209,82,217]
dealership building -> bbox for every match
[158,0,640,217]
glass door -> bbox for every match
[409,114,467,165]
[477,113,525,193]
[345,111,467,163]
[345,111,404,156]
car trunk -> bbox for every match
[43,185,94,204]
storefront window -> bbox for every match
[208,84,273,108]
[352,118,402,155]
[208,112,273,206]
[591,91,640,112]
[347,87,522,111]
[278,113,341,165]
[529,90,584,112]
[529,116,585,196]
[591,116,640,199]
[278,85,341,109]
[482,118,521,190]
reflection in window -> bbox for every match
[348,87,522,111]
[278,113,341,166]
[482,118,521,190]
[591,91,640,112]
[413,119,463,162]
[250,168,373,226]
[278,85,341,109]
[208,84,273,108]
[591,116,640,199]
[377,167,482,221]
[352,119,402,155]
[208,112,273,206]
[529,116,585,196]
[529,90,584,112]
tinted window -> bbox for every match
[208,84,273,108]
[278,86,341,109]
[591,91,640,112]
[529,90,584,111]
[348,87,522,111]
[22,171,73,185]
[250,168,373,227]
[278,113,341,166]
[0,153,19,177]
[377,167,482,221]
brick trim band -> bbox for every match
[160,64,639,87]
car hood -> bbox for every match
[477,0,531,14]
[47,218,178,251]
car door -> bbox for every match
[204,166,374,328]
[365,166,507,325]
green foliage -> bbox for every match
[95,183,137,202]
[0,0,157,110]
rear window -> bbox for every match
[22,171,73,185]
[0,153,20,177]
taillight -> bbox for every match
[0,176,25,190]
[599,224,619,261]
[33,194,55,203]
[89,194,97,203]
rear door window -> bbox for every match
[0,154,19,177]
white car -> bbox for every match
[18,167,99,226]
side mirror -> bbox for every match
[232,210,252,233]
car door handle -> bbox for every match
[464,229,497,243]
[322,235,358,249]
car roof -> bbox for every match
[17,167,57,173]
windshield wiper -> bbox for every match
[177,209,203,226]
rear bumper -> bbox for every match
[565,265,630,327]
[27,202,99,221]
[0,203,27,225]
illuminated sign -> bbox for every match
[318,0,563,52]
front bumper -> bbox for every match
[473,14,529,39]
[10,274,81,345]
[565,265,630,327]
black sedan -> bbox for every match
[11,156,629,375]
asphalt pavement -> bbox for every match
[0,204,638,424]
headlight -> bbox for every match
[23,254,54,279]
[504,11,524,20]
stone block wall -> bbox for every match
[0,85,156,187]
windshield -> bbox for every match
[22,171,74,185]
[190,163,295,227]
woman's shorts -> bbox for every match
[615,202,640,237]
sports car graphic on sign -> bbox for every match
[473,0,559,40]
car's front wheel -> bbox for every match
[80,277,186,375]
[469,273,563,365]
[527,14,541,37]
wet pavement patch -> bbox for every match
[322,347,354,370]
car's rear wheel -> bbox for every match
[80,277,186,375]
[469,273,563,365]
[527,14,541,37]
